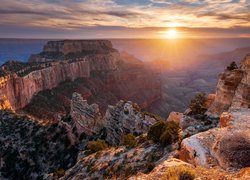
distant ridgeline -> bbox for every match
[0,40,161,118]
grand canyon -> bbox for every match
[0,0,250,179]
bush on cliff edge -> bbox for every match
[189,93,207,115]
[147,121,179,146]
[87,139,108,153]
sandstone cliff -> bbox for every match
[178,54,250,170]
[207,53,250,116]
[0,60,90,110]
[0,40,161,118]
[29,40,118,62]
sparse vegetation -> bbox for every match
[0,111,78,179]
[147,121,179,146]
[162,165,195,180]
[53,168,65,178]
[87,139,108,153]
[226,61,238,71]
[122,134,137,148]
[189,93,207,115]
[143,111,164,121]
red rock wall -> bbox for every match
[0,60,90,110]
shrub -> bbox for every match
[53,168,65,178]
[87,139,108,153]
[226,61,238,71]
[147,121,166,143]
[143,111,163,121]
[145,162,155,173]
[189,93,207,115]
[162,165,195,180]
[124,109,129,115]
[148,121,179,146]
[122,134,137,148]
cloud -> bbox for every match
[0,0,249,38]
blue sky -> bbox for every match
[0,0,249,38]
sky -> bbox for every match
[0,0,249,39]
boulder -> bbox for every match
[166,112,183,124]
[180,108,250,169]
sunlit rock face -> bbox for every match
[180,108,250,169]
[207,53,250,117]
[0,61,90,110]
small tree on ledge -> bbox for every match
[189,93,207,115]
[226,61,238,71]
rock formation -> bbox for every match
[29,40,118,62]
[105,100,157,146]
[69,93,157,146]
[175,53,250,170]
[0,40,161,120]
[0,60,90,110]
[207,53,250,116]
[180,108,250,169]
[70,92,103,136]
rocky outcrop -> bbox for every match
[67,94,158,146]
[70,92,103,136]
[29,40,118,62]
[180,108,250,169]
[105,100,157,146]
[207,53,250,116]
[59,140,167,180]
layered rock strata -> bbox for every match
[207,53,250,116]
[0,40,161,118]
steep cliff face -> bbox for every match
[207,53,250,116]
[0,60,90,110]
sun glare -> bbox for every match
[166,29,178,39]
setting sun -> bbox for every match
[166,29,178,39]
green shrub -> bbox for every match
[87,139,108,153]
[189,93,207,115]
[148,121,179,146]
[122,134,137,148]
[162,165,195,180]
[147,121,166,143]
[226,61,238,71]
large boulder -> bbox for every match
[180,108,250,169]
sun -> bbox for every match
[166,29,178,39]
